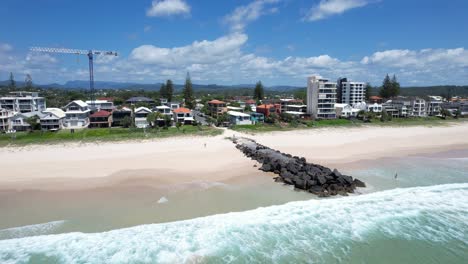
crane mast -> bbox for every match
[30,46,118,105]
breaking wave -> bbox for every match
[0,220,66,240]
[0,184,467,263]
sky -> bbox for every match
[0,0,467,86]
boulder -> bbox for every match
[353,179,366,188]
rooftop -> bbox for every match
[90,110,112,118]
[208,99,225,104]
[126,96,155,103]
[173,107,191,114]
[227,111,250,117]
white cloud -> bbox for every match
[143,25,152,32]
[146,0,191,17]
[304,0,375,21]
[223,0,280,32]
[129,33,248,66]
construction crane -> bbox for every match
[30,46,118,104]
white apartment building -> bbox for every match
[307,75,337,119]
[340,81,365,105]
[0,108,15,131]
[0,91,46,113]
[134,107,152,128]
[63,100,91,129]
[85,100,114,112]
[410,98,427,117]
[427,96,443,116]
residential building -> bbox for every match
[227,106,244,112]
[283,104,308,118]
[207,100,227,116]
[112,107,132,127]
[369,96,383,104]
[10,111,45,131]
[306,75,337,119]
[426,96,443,116]
[86,99,114,112]
[256,104,281,117]
[89,110,113,128]
[244,99,257,112]
[126,96,155,105]
[0,91,46,113]
[367,103,383,113]
[40,108,65,131]
[442,102,468,116]
[383,100,408,118]
[173,107,194,125]
[279,99,303,112]
[410,98,427,117]
[134,107,152,128]
[227,111,252,125]
[159,98,168,105]
[166,101,181,110]
[338,80,366,105]
[63,100,91,129]
[0,108,14,131]
[154,105,172,116]
[335,103,360,118]
[250,112,264,124]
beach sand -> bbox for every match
[1,123,467,232]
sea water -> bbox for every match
[0,151,467,263]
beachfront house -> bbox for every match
[166,101,181,110]
[426,96,443,116]
[0,108,15,131]
[134,107,152,128]
[207,100,227,117]
[367,103,383,113]
[89,110,113,128]
[227,106,244,112]
[126,96,155,106]
[63,100,91,129]
[112,107,132,127]
[40,108,66,131]
[0,91,46,113]
[250,112,265,124]
[10,111,45,131]
[335,104,357,118]
[227,111,252,125]
[155,105,172,116]
[256,104,281,117]
[173,107,194,125]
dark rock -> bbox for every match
[353,179,366,188]
[317,175,327,185]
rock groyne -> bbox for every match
[233,138,365,197]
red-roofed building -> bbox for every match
[173,107,194,124]
[256,104,281,117]
[207,100,227,117]
[369,96,383,104]
[89,110,113,128]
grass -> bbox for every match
[0,126,223,147]
[231,117,467,133]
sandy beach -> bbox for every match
[1,123,468,231]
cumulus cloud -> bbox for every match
[224,0,280,32]
[129,33,248,66]
[146,0,191,17]
[304,0,376,21]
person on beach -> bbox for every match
[394,172,398,179]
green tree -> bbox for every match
[166,79,174,102]
[391,75,400,97]
[146,112,157,128]
[25,116,40,131]
[8,72,16,89]
[183,72,194,109]
[176,121,182,131]
[159,83,167,99]
[364,83,372,101]
[254,81,264,101]
[244,104,252,112]
[379,74,393,99]
[163,114,172,129]
[121,115,132,128]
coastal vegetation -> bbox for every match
[0,126,222,146]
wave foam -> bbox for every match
[0,220,66,240]
[0,184,467,263]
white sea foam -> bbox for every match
[0,220,66,240]
[0,184,467,263]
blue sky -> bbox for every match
[0,0,467,86]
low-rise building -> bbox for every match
[250,112,264,124]
[426,96,443,116]
[256,104,281,117]
[86,100,114,112]
[154,105,172,116]
[89,110,113,128]
[207,100,227,116]
[166,101,181,110]
[126,96,155,105]
[227,106,244,112]
[10,111,45,131]
[367,103,383,113]
[40,108,66,131]
[335,103,359,118]
[63,100,91,129]
[112,107,132,127]
[279,99,303,112]
[134,107,152,128]
[369,96,383,104]
[227,111,252,125]
[173,107,194,125]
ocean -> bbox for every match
[0,150,467,263]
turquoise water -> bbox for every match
[1,151,467,263]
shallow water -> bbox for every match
[1,149,467,263]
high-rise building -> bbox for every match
[338,79,365,105]
[306,75,337,119]
[0,91,46,113]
